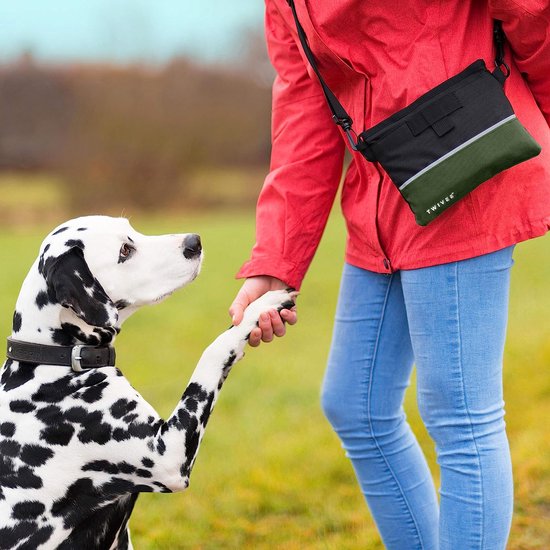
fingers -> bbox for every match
[229,277,298,347]
[258,312,275,343]
[248,307,298,347]
[229,300,246,326]
[280,308,297,326]
[248,327,262,347]
[229,288,254,326]
[269,309,286,338]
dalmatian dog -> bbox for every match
[0,215,296,549]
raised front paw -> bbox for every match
[240,289,298,338]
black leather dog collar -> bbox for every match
[6,337,116,372]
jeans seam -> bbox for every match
[453,262,485,549]
[365,273,425,550]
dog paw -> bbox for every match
[239,289,298,337]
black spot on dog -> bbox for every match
[1,362,36,392]
[132,419,162,443]
[0,439,21,457]
[82,460,127,475]
[52,478,98,528]
[12,311,22,333]
[113,428,130,442]
[0,422,16,437]
[115,300,130,310]
[77,227,87,231]
[0,359,13,383]
[43,247,117,330]
[35,291,50,309]
[37,245,51,274]
[156,439,166,455]
[20,444,54,467]
[184,397,198,413]
[80,382,109,404]
[132,484,154,492]
[177,407,192,428]
[183,382,209,403]
[15,525,53,550]
[77,421,112,445]
[123,413,139,423]
[110,398,137,419]
[55,492,137,550]
[9,400,36,413]
[50,328,77,346]
[0,521,37,549]
[93,326,119,344]
[199,394,215,427]
[64,406,89,423]
[53,477,145,532]
[33,376,73,403]
[119,462,136,475]
[40,422,75,446]
[53,226,68,235]
[82,372,107,386]
[128,422,156,439]
[12,501,46,520]
[0,457,43,489]
[35,405,64,425]
[64,239,84,250]
[223,350,237,370]
[141,457,155,468]
[52,323,102,346]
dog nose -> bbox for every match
[183,234,202,259]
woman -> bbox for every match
[229,1,550,548]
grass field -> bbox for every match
[0,204,549,549]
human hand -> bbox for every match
[229,276,298,347]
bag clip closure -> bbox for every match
[333,116,358,151]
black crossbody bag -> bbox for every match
[287,1,542,226]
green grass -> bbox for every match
[0,209,548,549]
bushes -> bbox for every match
[0,56,272,210]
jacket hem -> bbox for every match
[345,217,550,273]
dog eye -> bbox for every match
[119,243,135,263]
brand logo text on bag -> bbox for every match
[426,192,456,215]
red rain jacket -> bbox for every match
[237,0,550,289]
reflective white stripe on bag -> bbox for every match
[398,114,517,191]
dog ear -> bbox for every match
[44,246,119,329]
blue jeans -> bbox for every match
[321,247,515,550]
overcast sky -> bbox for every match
[0,0,265,64]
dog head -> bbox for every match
[12,216,203,346]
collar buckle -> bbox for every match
[71,345,84,372]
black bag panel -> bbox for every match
[357,62,515,187]
[358,60,486,140]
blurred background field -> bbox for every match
[0,181,548,549]
[1,1,549,548]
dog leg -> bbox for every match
[137,289,296,492]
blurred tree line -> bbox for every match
[0,49,273,210]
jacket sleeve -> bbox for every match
[236,0,346,290]
[489,0,550,124]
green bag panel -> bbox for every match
[399,116,542,226]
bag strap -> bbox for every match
[286,0,510,149]
[286,0,358,149]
